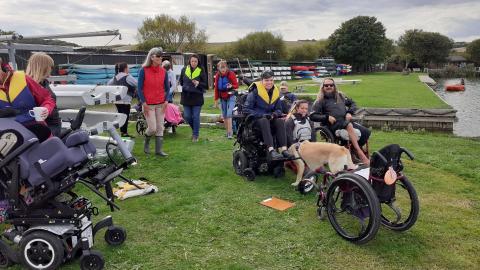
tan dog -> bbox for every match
[288,141,357,186]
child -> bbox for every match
[285,99,316,147]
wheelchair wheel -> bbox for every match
[243,168,256,181]
[315,126,335,143]
[19,231,65,270]
[104,226,127,246]
[233,150,248,176]
[135,119,147,135]
[380,176,419,231]
[326,173,381,244]
[0,249,12,268]
[298,175,317,194]
[80,250,104,270]
[272,166,285,178]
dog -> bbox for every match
[288,141,357,186]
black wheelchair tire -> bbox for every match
[19,231,65,270]
[380,175,419,231]
[233,150,248,176]
[315,126,335,143]
[104,226,127,246]
[326,173,381,244]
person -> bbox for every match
[25,52,61,137]
[179,54,207,142]
[285,99,316,147]
[0,59,55,142]
[244,70,293,160]
[137,47,169,156]
[279,81,297,114]
[460,78,465,85]
[311,77,370,164]
[162,60,177,103]
[214,60,238,139]
[107,62,138,138]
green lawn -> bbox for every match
[201,72,450,114]
[55,125,479,270]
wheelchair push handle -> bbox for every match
[372,151,388,164]
[400,147,415,160]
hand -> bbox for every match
[192,79,199,87]
[328,115,336,125]
[142,103,149,116]
[226,83,232,89]
[39,107,49,120]
[346,113,353,121]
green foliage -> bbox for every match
[137,14,208,53]
[327,16,392,72]
[287,41,328,61]
[398,29,454,67]
[466,39,480,65]
[232,31,287,60]
[0,29,14,35]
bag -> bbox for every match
[164,103,183,125]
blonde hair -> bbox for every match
[316,77,344,103]
[26,52,54,83]
[217,59,227,68]
[142,47,163,67]
[286,99,309,119]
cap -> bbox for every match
[261,70,274,79]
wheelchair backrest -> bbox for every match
[370,144,411,177]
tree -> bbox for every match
[398,29,453,68]
[466,39,480,65]
[327,16,392,72]
[232,31,286,60]
[287,41,328,61]
[137,14,207,53]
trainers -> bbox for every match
[270,150,283,160]
[192,136,199,142]
[282,150,294,159]
[167,127,173,134]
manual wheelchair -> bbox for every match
[298,144,419,244]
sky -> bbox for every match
[1,0,479,47]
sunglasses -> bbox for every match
[323,84,335,88]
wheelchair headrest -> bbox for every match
[0,129,24,158]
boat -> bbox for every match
[445,85,465,91]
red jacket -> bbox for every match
[214,70,238,100]
[139,66,167,105]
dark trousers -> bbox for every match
[255,118,287,148]
[115,104,131,134]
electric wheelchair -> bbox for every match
[0,109,126,270]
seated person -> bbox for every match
[244,70,293,160]
[285,99,316,147]
[0,60,55,142]
[311,77,370,164]
[279,81,297,114]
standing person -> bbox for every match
[107,62,138,138]
[179,54,207,142]
[285,99,315,147]
[25,52,61,137]
[0,59,55,142]
[244,70,293,160]
[137,47,169,156]
[311,78,370,164]
[214,60,238,139]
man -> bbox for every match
[0,59,55,141]
[244,70,293,160]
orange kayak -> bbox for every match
[445,85,465,91]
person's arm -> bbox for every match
[309,119,316,142]
[26,76,55,115]
[243,89,262,118]
[214,73,219,101]
[229,71,239,89]
[169,72,177,92]
[345,96,357,115]
[107,77,114,85]
[163,69,169,101]
[179,67,185,86]
[197,68,208,91]
[285,117,294,147]
[126,74,138,88]
[273,98,283,116]
[137,68,146,103]
[309,100,328,124]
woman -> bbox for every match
[25,52,61,137]
[285,99,316,147]
[0,59,55,142]
[311,78,370,164]
[107,62,138,138]
[137,47,169,156]
[179,54,207,142]
[162,60,177,103]
[214,60,238,139]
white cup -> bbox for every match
[28,107,45,121]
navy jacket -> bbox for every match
[244,82,283,118]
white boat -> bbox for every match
[51,84,127,108]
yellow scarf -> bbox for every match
[254,82,279,104]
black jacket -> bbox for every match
[40,80,61,126]
[179,65,207,106]
[310,93,356,130]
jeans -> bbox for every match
[220,95,236,118]
[183,105,202,137]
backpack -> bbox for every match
[164,103,183,125]
[113,75,136,97]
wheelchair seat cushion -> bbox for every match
[65,130,89,147]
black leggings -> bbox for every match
[115,104,131,134]
[254,118,287,148]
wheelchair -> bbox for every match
[0,111,126,269]
[298,144,419,244]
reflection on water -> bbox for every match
[434,78,480,137]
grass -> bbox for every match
[200,72,450,114]
[51,125,480,270]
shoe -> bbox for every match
[227,134,233,140]
[282,150,295,159]
[269,150,283,160]
[192,136,199,142]
[167,127,173,134]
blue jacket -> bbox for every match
[244,82,283,118]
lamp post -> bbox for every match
[266,49,276,70]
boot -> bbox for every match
[144,135,151,154]
[155,136,168,156]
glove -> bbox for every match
[271,112,281,119]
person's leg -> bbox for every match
[143,104,157,154]
[346,122,369,164]
[352,122,370,147]
[256,118,274,148]
[154,104,167,156]
[183,105,193,129]
[116,104,131,135]
[191,105,202,140]
[48,123,61,137]
[272,118,294,158]
[220,99,228,135]
[225,96,235,138]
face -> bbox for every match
[190,57,199,68]
[151,54,162,66]
[297,103,309,116]
[322,79,335,93]
[262,77,274,90]
[280,86,288,93]
[219,65,227,74]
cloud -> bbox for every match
[1,0,478,46]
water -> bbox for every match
[434,78,480,137]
